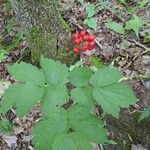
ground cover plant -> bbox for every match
[0,0,150,149]
[0,56,137,149]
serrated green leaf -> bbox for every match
[144,34,150,43]
[90,67,137,118]
[40,56,69,86]
[139,108,150,121]
[52,132,92,150]
[125,15,145,37]
[0,84,19,113]
[78,0,84,5]
[1,83,44,118]
[98,0,109,10]
[15,84,44,118]
[41,85,68,116]
[32,108,68,150]
[138,0,149,7]
[86,4,96,18]
[70,67,93,87]
[71,117,107,143]
[90,67,122,87]
[105,21,125,34]
[0,119,12,134]
[70,87,94,108]
[33,105,108,149]
[90,56,105,69]
[68,105,107,143]
[84,18,97,29]
[68,105,91,121]
[0,52,6,63]
[7,62,45,86]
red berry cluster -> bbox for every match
[72,30,95,54]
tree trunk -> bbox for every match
[9,0,74,64]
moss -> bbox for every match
[27,27,57,63]
[27,26,76,65]
[22,0,74,65]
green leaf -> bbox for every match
[90,67,137,118]
[86,4,96,18]
[78,0,84,5]
[32,108,68,150]
[1,83,44,118]
[0,52,6,63]
[68,105,108,143]
[70,67,93,87]
[41,85,68,116]
[40,56,69,86]
[90,56,105,69]
[52,132,92,150]
[0,84,22,113]
[15,84,44,118]
[90,67,122,87]
[68,104,91,121]
[33,105,108,149]
[98,0,109,10]
[105,21,125,34]
[70,87,94,108]
[137,0,149,7]
[139,108,150,121]
[7,62,45,86]
[125,15,145,37]
[144,34,150,43]
[0,118,12,134]
[84,18,97,29]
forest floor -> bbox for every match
[0,0,150,150]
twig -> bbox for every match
[106,8,124,22]
[128,39,149,50]
[98,144,104,150]
[119,74,150,82]
[128,39,150,60]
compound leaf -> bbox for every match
[32,108,68,150]
[33,105,108,150]
[90,67,137,118]
[68,105,108,143]
[70,67,93,87]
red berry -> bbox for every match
[88,35,95,41]
[72,33,79,39]
[81,45,89,51]
[73,48,79,54]
[79,30,86,37]
[74,39,81,45]
[88,41,95,48]
[82,35,89,41]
